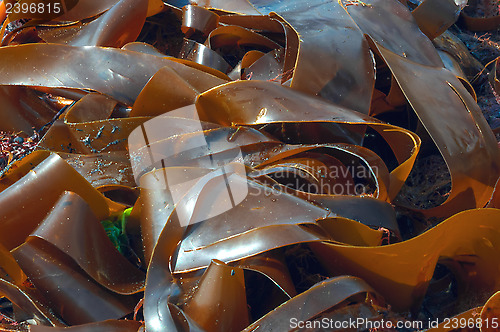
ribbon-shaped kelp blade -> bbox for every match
[29,192,145,295]
[0,151,110,250]
[12,236,137,325]
[0,44,227,106]
[36,0,148,48]
[169,0,375,113]
[242,275,382,332]
[130,65,228,117]
[343,0,500,217]
[433,31,484,84]
[38,90,142,155]
[176,38,232,74]
[311,208,500,313]
[0,241,25,287]
[141,172,196,332]
[206,24,281,55]
[63,151,137,189]
[182,259,250,332]
[409,0,461,40]
[248,0,375,114]
[0,0,496,330]
[195,80,420,200]
[248,143,391,201]
[175,197,390,274]
[216,14,296,82]
[341,0,444,67]
[36,60,229,154]
[172,172,332,272]
[0,86,59,133]
[39,115,151,154]
[0,277,65,326]
[181,4,220,39]
[458,0,500,32]
[64,93,117,124]
[305,194,399,237]
[176,6,288,77]
[236,251,298,299]
[175,0,261,15]
[375,42,500,218]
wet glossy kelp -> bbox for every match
[0,0,499,331]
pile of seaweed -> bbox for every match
[0,0,500,331]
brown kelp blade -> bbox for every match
[195,80,420,200]
[0,44,225,106]
[343,0,500,217]
[374,42,499,218]
[12,237,136,325]
[0,151,109,250]
[243,276,383,332]
[311,208,500,312]
[30,192,145,295]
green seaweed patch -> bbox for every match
[101,207,133,255]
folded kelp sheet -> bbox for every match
[1,0,500,330]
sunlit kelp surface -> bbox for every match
[0,0,499,331]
